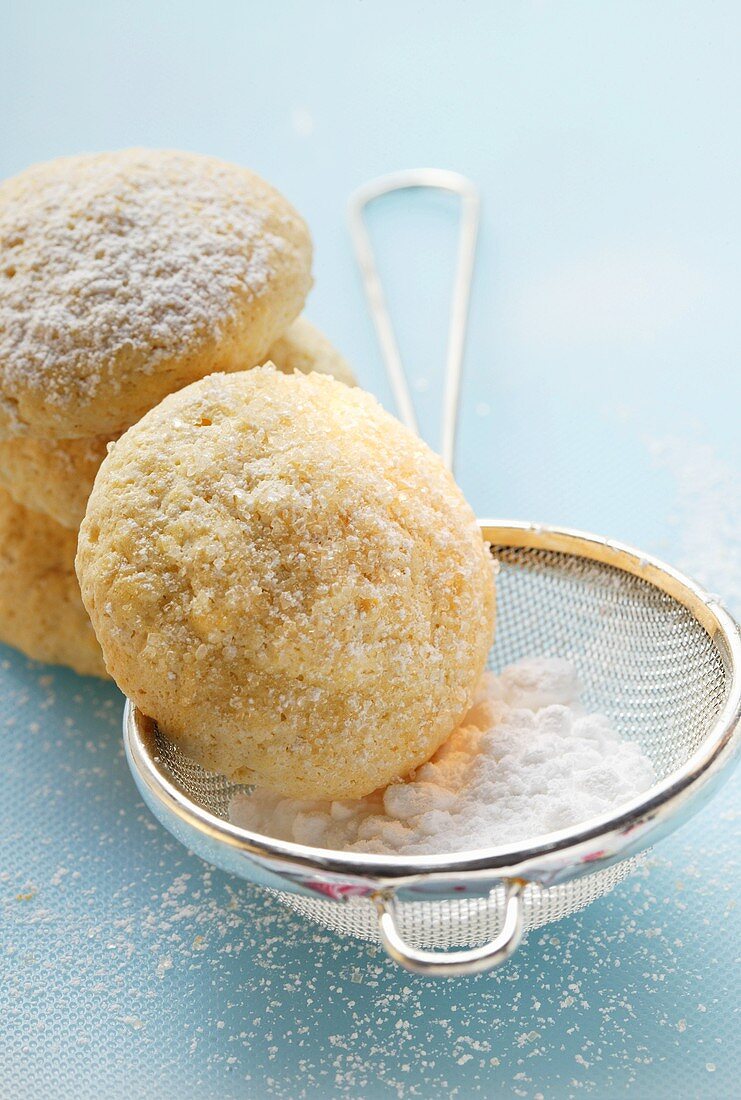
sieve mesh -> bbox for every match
[275,859,645,948]
[152,544,729,948]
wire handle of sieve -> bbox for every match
[373,879,525,977]
[347,169,480,474]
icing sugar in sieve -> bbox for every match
[123,173,741,975]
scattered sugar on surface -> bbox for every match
[229,658,656,854]
[1,432,739,1097]
[650,437,741,609]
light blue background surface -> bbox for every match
[1,3,739,1097]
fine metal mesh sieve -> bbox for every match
[125,522,741,975]
[274,538,731,943]
[124,174,740,974]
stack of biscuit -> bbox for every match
[0,148,354,678]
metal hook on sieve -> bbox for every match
[375,880,525,977]
[347,169,480,473]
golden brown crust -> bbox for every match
[0,148,313,439]
[77,367,495,799]
[0,487,107,677]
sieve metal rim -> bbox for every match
[124,519,741,889]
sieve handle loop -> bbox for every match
[347,169,480,473]
[374,879,525,977]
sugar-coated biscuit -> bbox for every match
[0,148,313,439]
[267,316,356,388]
[0,433,110,531]
[0,318,355,529]
[0,487,107,678]
[77,367,495,800]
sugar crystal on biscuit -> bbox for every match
[77,367,496,800]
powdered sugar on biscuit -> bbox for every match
[0,149,302,426]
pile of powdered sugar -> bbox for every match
[229,657,657,855]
